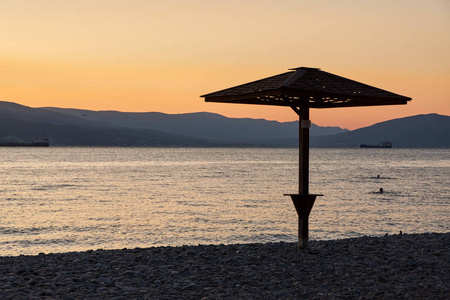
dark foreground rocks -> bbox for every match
[0,232,448,299]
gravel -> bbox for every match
[0,232,448,299]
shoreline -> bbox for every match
[1,232,448,299]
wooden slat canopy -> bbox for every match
[201,67,411,108]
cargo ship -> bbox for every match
[360,141,392,148]
[0,136,49,147]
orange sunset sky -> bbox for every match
[1,0,449,130]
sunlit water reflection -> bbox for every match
[0,148,448,256]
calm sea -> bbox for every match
[0,147,448,256]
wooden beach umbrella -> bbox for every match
[201,67,411,249]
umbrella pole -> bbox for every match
[286,104,320,249]
[299,103,309,195]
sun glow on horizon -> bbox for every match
[1,0,449,130]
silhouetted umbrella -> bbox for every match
[201,67,411,249]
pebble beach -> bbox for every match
[0,232,448,299]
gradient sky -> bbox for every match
[1,0,449,130]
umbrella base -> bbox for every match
[284,194,323,249]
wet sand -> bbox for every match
[0,232,448,299]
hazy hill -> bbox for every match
[40,107,347,141]
[0,101,346,146]
[0,117,231,147]
[310,113,450,148]
[1,101,447,147]
[0,101,107,128]
[0,102,223,146]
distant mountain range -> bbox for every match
[0,101,448,147]
[311,113,450,148]
[0,101,346,146]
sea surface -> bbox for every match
[0,147,448,256]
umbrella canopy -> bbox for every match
[201,67,411,107]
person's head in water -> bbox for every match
[379,188,384,193]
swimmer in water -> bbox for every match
[379,188,384,193]
[377,174,380,179]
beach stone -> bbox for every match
[0,232,448,299]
